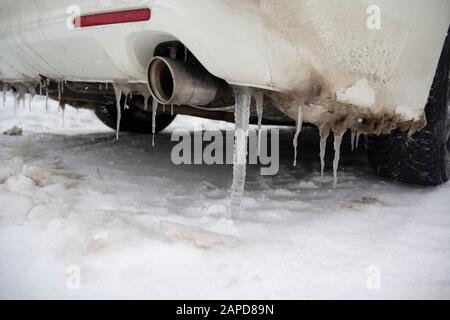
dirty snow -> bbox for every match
[336,79,376,108]
[0,93,449,299]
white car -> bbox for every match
[1,0,449,185]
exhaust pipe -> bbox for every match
[147,56,231,106]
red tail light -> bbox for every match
[74,8,151,28]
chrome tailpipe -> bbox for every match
[147,56,232,106]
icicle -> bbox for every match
[292,106,304,167]
[112,84,122,140]
[118,85,130,110]
[26,84,35,112]
[319,126,329,179]
[14,92,18,117]
[105,82,109,90]
[230,86,251,217]
[252,89,264,156]
[39,80,42,96]
[332,131,344,189]
[171,104,174,115]
[355,132,362,150]
[137,84,151,111]
[143,95,149,111]
[45,91,49,111]
[2,82,7,108]
[15,89,26,115]
[350,129,356,151]
[58,81,62,112]
[61,104,65,127]
[163,104,166,112]
[152,98,158,147]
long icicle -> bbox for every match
[45,91,49,111]
[61,104,65,127]
[57,80,62,111]
[171,104,174,116]
[332,131,344,189]
[319,126,330,179]
[355,132,362,150]
[14,92,18,117]
[28,85,35,112]
[230,86,251,217]
[253,90,264,156]
[2,83,7,108]
[292,105,304,167]
[152,98,158,147]
[143,94,149,111]
[113,84,122,140]
[350,129,356,151]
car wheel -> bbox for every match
[367,29,449,186]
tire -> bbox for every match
[367,28,449,186]
[95,101,175,134]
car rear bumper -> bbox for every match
[0,0,449,127]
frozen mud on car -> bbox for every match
[0,95,449,299]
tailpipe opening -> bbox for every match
[147,56,232,106]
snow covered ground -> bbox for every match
[0,93,449,299]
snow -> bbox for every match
[0,92,449,299]
[159,220,240,249]
[336,79,376,108]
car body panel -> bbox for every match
[0,0,449,127]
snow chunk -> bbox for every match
[28,204,59,220]
[336,79,376,108]
[22,165,52,187]
[202,204,229,217]
[295,181,318,189]
[9,157,24,174]
[0,168,12,184]
[3,126,22,136]
[6,175,35,193]
[159,220,239,249]
[0,192,34,219]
